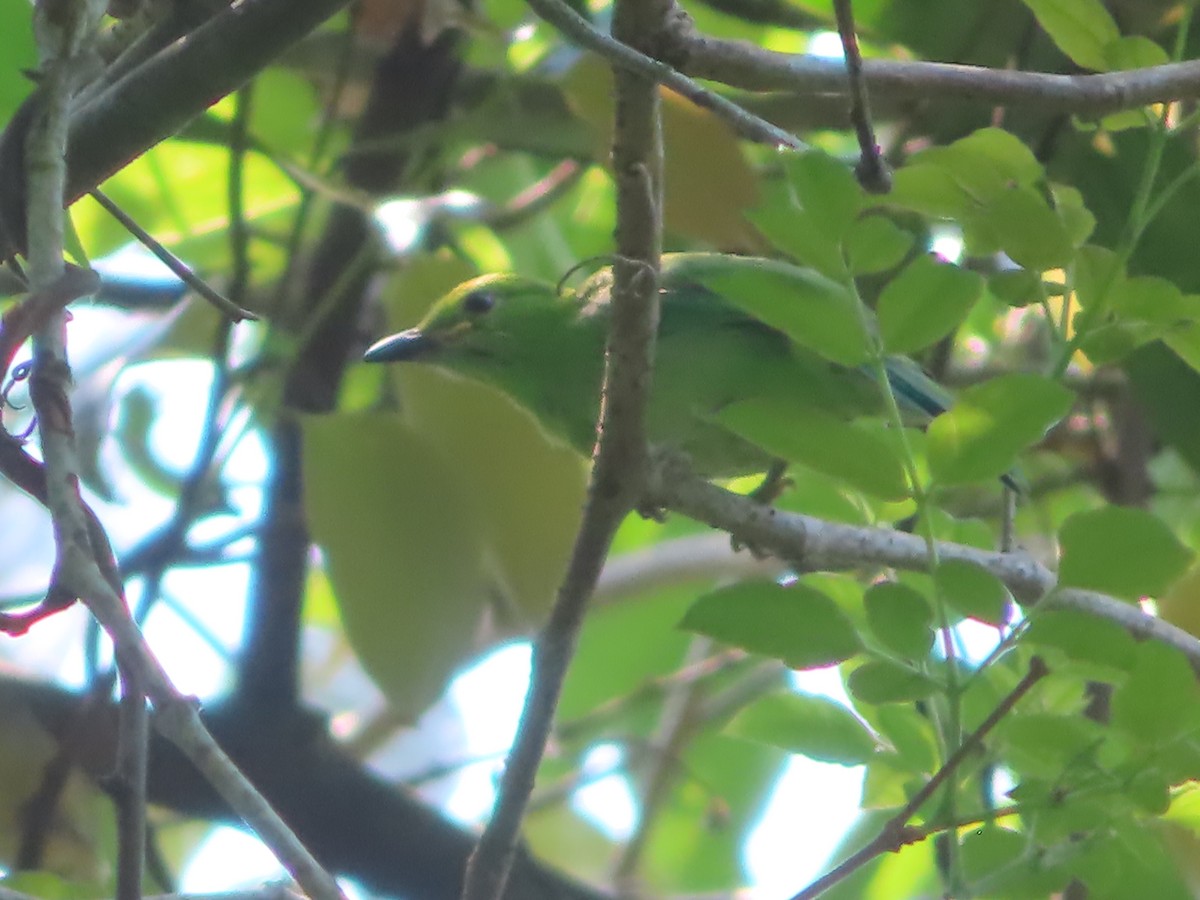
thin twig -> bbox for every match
[112,672,149,900]
[88,188,257,322]
[80,95,251,682]
[525,0,805,150]
[483,160,586,230]
[612,637,713,888]
[791,656,1049,900]
[557,648,753,743]
[831,0,889,192]
[108,88,252,657]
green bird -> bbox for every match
[363,254,958,488]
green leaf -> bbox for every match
[1050,183,1097,248]
[782,150,863,240]
[1024,609,1136,670]
[1164,783,1200,834]
[0,872,92,900]
[382,257,589,621]
[934,559,1012,626]
[63,211,92,269]
[960,826,1074,897]
[681,580,861,669]
[1074,822,1193,899]
[1112,642,1200,744]
[717,398,911,500]
[932,127,1046,192]
[747,204,847,281]
[847,660,938,704]
[927,373,1073,484]
[726,691,878,764]
[877,254,983,354]
[1126,342,1200,475]
[640,732,782,892]
[1126,768,1170,815]
[1021,0,1120,71]
[1164,323,1200,375]
[559,586,698,721]
[959,827,1026,886]
[873,705,938,773]
[1099,107,1152,133]
[891,128,1045,217]
[1109,275,1200,327]
[864,581,934,659]
[672,254,869,365]
[1103,35,1170,72]
[0,3,35,126]
[303,414,490,717]
[889,163,975,219]
[1078,320,1158,365]
[72,140,299,267]
[1058,506,1193,600]
[989,269,1044,307]
[1001,712,1105,778]
[987,186,1075,271]
[1073,243,1122,310]
[248,68,320,153]
[845,215,915,276]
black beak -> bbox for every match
[363,328,436,362]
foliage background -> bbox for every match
[4,0,1200,898]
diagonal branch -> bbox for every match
[791,656,1049,900]
[525,0,804,149]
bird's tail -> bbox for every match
[883,356,955,421]
[882,356,1023,492]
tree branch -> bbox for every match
[664,16,1200,115]
[0,0,355,260]
[2,674,607,900]
[644,452,1200,668]
[792,656,1049,900]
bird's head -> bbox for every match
[363,273,579,366]
[363,272,607,450]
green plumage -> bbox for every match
[365,255,952,479]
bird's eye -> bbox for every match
[462,291,496,316]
